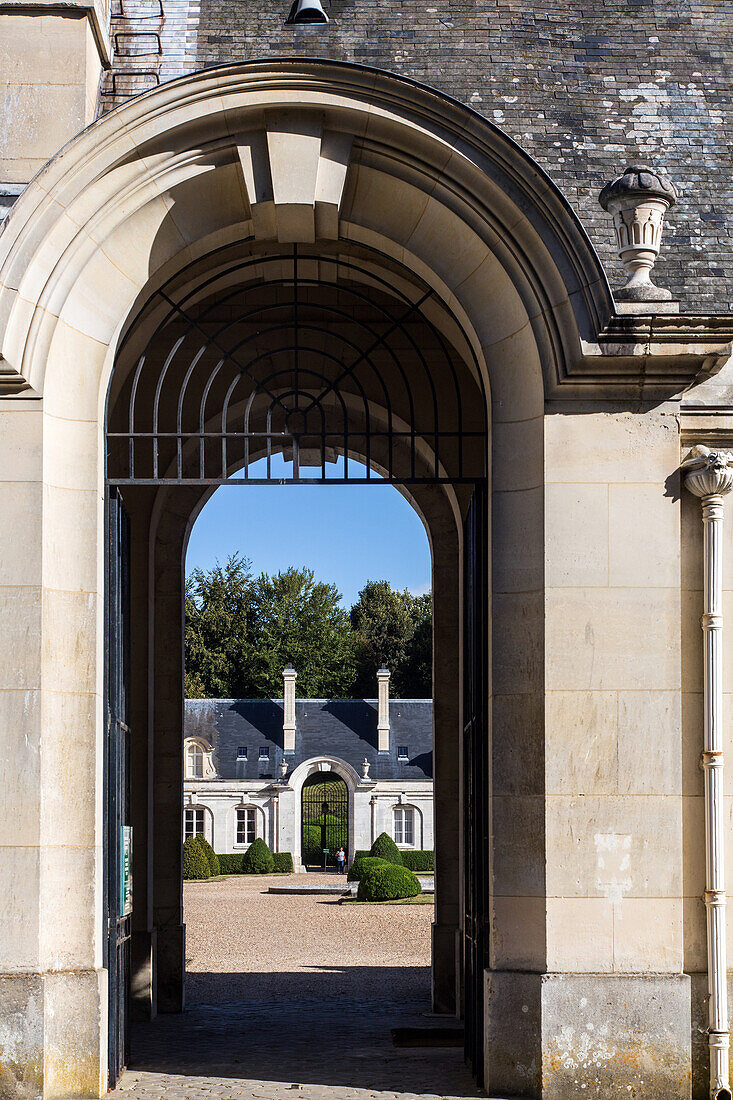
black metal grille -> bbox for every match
[301,773,349,868]
[105,489,131,1087]
[106,243,487,487]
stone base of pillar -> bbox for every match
[691,971,733,1099]
[156,924,186,1013]
[131,928,157,1020]
[431,921,460,1015]
[484,970,691,1100]
[0,968,107,1099]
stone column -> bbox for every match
[377,666,390,752]
[682,445,733,1100]
[283,664,297,752]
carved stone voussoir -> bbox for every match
[681,445,733,498]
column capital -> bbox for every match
[682,445,733,499]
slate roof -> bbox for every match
[184,698,433,781]
[176,2,733,315]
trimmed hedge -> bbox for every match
[357,863,422,901]
[273,852,294,874]
[217,853,245,875]
[369,831,403,866]
[241,837,274,874]
[195,834,220,877]
[302,813,342,826]
[302,824,348,866]
[302,823,323,865]
[183,836,210,880]
[347,855,389,883]
[401,850,434,873]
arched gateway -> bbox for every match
[0,59,728,1100]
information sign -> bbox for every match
[120,826,133,917]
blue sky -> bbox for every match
[185,455,431,608]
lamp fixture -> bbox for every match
[286,0,328,23]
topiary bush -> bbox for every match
[183,836,210,880]
[357,863,422,901]
[401,850,434,873]
[217,853,245,875]
[273,852,294,873]
[195,834,220,877]
[369,831,403,866]
[241,836,275,874]
[347,855,389,882]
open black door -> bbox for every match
[106,487,132,1086]
[463,484,489,1082]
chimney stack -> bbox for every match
[377,666,390,752]
[283,664,297,752]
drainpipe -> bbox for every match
[683,445,733,1100]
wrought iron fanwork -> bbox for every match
[106,244,487,486]
[301,773,349,867]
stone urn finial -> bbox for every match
[362,756,371,780]
[599,165,677,302]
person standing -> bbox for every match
[336,846,346,874]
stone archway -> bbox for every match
[0,57,720,1100]
[289,756,363,871]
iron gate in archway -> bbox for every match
[301,772,349,868]
[105,237,489,1085]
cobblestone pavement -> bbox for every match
[112,876,485,1099]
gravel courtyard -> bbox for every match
[113,873,486,1100]
[184,872,433,1001]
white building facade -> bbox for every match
[183,669,434,867]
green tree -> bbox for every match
[185,559,432,700]
[184,553,254,698]
[350,581,432,698]
[397,592,432,698]
[246,567,356,697]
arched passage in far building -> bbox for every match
[301,771,349,869]
[2,57,707,1100]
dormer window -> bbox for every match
[186,741,203,778]
[397,745,409,761]
[183,737,215,779]
[259,746,270,761]
[237,746,248,760]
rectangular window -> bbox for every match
[237,806,256,845]
[397,745,409,761]
[237,746,247,760]
[184,807,204,840]
[259,746,270,760]
[403,807,414,846]
[394,806,414,847]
